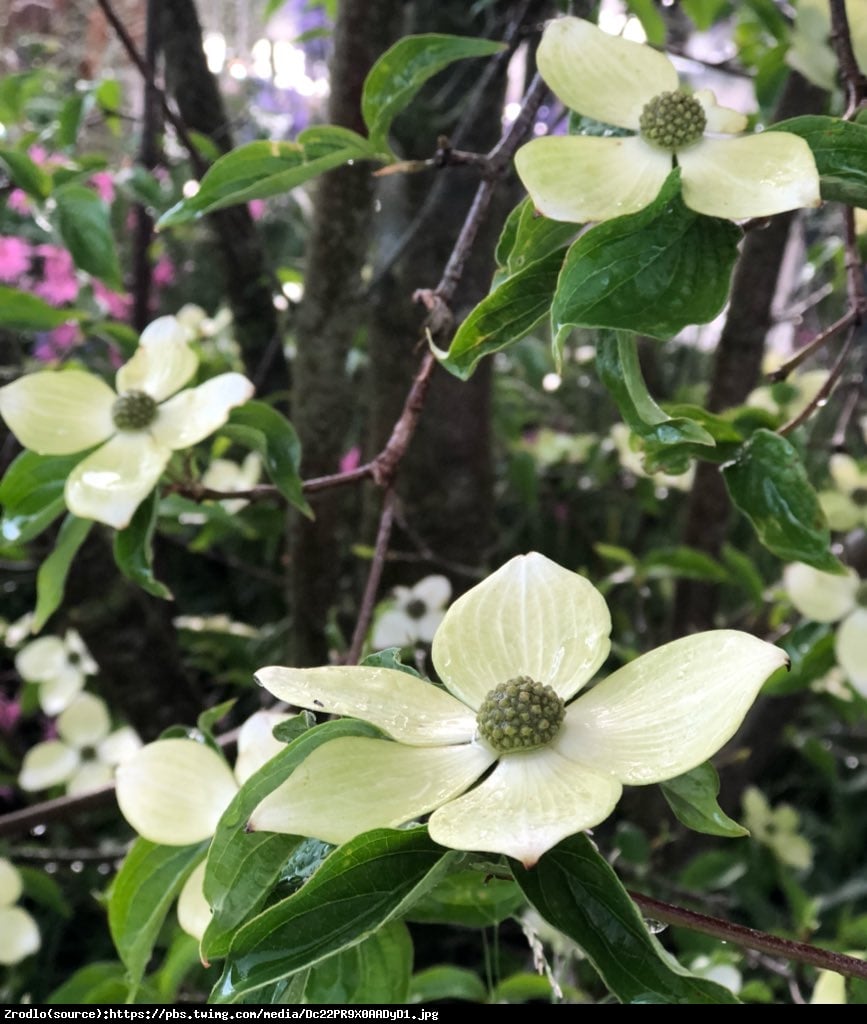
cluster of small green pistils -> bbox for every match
[639,91,706,151]
[476,676,566,754]
[112,390,158,430]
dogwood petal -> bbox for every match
[836,609,867,695]
[151,374,254,450]
[515,135,672,223]
[15,636,66,683]
[428,747,621,867]
[19,740,79,791]
[413,575,452,610]
[559,630,788,784]
[679,134,821,219]
[0,859,23,906]
[371,610,418,649]
[255,666,477,745]
[819,491,862,532]
[432,552,611,709]
[115,739,238,845]
[783,563,859,622]
[694,90,747,134]
[36,668,85,716]
[0,906,41,965]
[537,16,676,130]
[830,452,867,494]
[57,692,111,747]
[97,726,142,768]
[250,737,493,843]
[0,370,115,454]
[65,432,171,529]
[234,711,292,784]
[177,860,210,941]
[67,759,114,795]
[116,316,198,401]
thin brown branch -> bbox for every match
[831,376,864,449]
[345,488,397,665]
[829,0,866,117]
[779,324,856,435]
[768,309,858,381]
[631,890,867,982]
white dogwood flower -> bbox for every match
[251,553,786,867]
[0,316,254,529]
[372,574,452,649]
[0,858,40,966]
[514,17,820,223]
[14,629,97,715]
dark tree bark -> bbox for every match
[160,0,286,395]
[288,0,402,665]
[673,72,828,635]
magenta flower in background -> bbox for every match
[33,245,78,306]
[7,190,31,215]
[0,696,21,734]
[93,280,131,320]
[339,445,362,473]
[27,145,48,165]
[34,322,82,362]
[248,199,266,220]
[0,237,31,283]
[90,171,115,204]
[152,256,176,288]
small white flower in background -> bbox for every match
[514,17,820,224]
[173,614,258,638]
[14,629,97,716]
[783,562,867,695]
[2,612,35,648]
[372,574,452,649]
[18,692,142,795]
[742,786,813,871]
[201,451,261,513]
[251,553,786,867]
[115,710,291,940]
[745,365,829,421]
[0,858,40,966]
[689,956,742,995]
[608,424,694,492]
[0,315,254,530]
[817,454,867,532]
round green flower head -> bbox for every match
[639,91,706,151]
[112,390,158,431]
[477,676,565,752]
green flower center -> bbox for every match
[639,91,706,151]
[851,487,867,508]
[112,390,157,430]
[476,676,565,754]
[406,598,427,620]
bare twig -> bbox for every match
[779,324,856,435]
[829,0,866,117]
[345,488,397,665]
[831,376,863,449]
[768,310,858,381]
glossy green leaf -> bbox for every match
[626,0,667,44]
[682,0,731,30]
[596,332,716,471]
[721,544,765,603]
[157,129,374,228]
[660,762,749,838]
[361,647,424,679]
[197,698,236,741]
[0,450,83,544]
[640,547,731,584]
[494,197,578,285]
[46,963,160,1004]
[408,869,524,927]
[512,834,738,1004]
[723,429,843,573]
[771,116,867,207]
[113,490,172,599]
[552,171,741,348]
[409,966,488,1004]
[34,514,93,631]
[213,827,458,1002]
[362,34,504,154]
[439,246,567,380]
[303,922,412,1004]
[203,718,379,960]
[221,400,311,517]
[0,286,87,331]
[0,146,51,198]
[108,838,208,987]
[51,184,122,289]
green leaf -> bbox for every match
[34,514,93,631]
[408,869,525,927]
[439,246,567,380]
[625,0,667,45]
[0,286,87,331]
[771,116,867,207]
[409,965,488,1004]
[113,490,172,599]
[721,543,765,602]
[362,34,505,154]
[0,146,51,198]
[494,197,577,285]
[722,429,843,573]
[108,838,208,987]
[660,762,749,838]
[203,717,380,960]
[197,698,236,740]
[213,828,458,1002]
[51,184,122,289]
[361,647,424,678]
[512,834,738,1004]
[0,450,84,544]
[682,0,731,30]
[221,400,311,517]
[640,547,731,584]
[157,129,374,228]
[552,171,741,348]
[596,332,716,471]
[303,922,413,1004]
[46,962,160,1004]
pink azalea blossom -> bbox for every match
[339,445,362,473]
[33,245,78,306]
[93,280,131,320]
[152,256,176,288]
[27,145,49,165]
[90,171,115,204]
[0,237,31,283]
[248,199,266,220]
[0,695,21,733]
[34,322,82,362]
[7,190,31,215]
